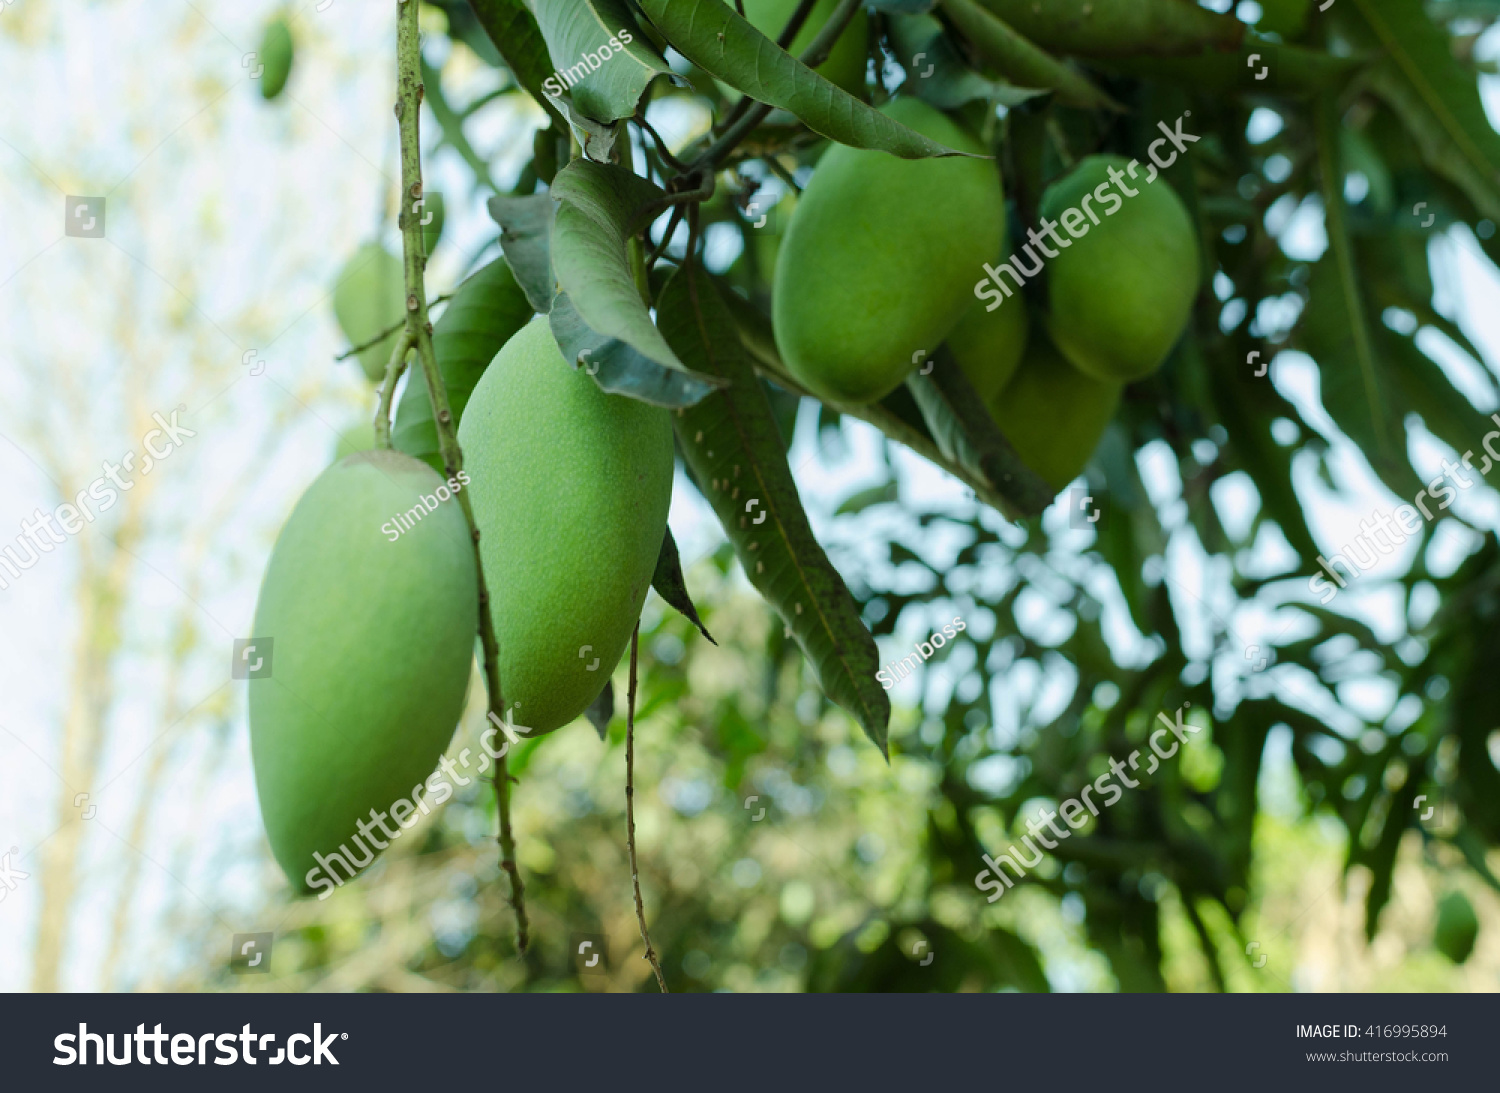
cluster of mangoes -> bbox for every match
[771,96,1200,489]
[252,304,671,894]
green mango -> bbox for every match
[987,325,1120,490]
[733,0,868,99]
[773,97,1004,404]
[332,421,375,463]
[258,18,294,100]
[1435,891,1479,964]
[948,281,1030,404]
[1040,154,1199,383]
[333,242,407,383]
[392,257,533,473]
[250,451,479,895]
[459,317,673,736]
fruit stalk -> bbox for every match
[395,0,529,953]
[625,626,668,992]
[374,328,413,448]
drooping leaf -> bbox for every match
[532,0,672,123]
[547,160,725,399]
[549,291,723,407]
[970,0,1244,57]
[542,87,618,162]
[651,528,716,643]
[888,10,1048,110]
[659,266,891,754]
[487,191,556,313]
[468,0,566,127]
[584,680,614,740]
[936,0,1118,110]
[1345,0,1500,222]
[392,257,533,471]
[427,0,505,67]
[904,346,1056,517]
[634,0,965,159]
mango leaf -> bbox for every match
[487,191,556,313]
[634,0,963,159]
[889,11,1047,110]
[651,528,715,643]
[904,346,1055,517]
[550,289,722,407]
[542,87,618,162]
[868,0,938,11]
[971,0,1244,57]
[1345,0,1500,222]
[1298,101,1415,496]
[427,0,504,67]
[547,160,725,400]
[659,266,891,754]
[1097,35,1364,96]
[532,0,672,123]
[937,0,1118,110]
[584,680,613,740]
[468,0,565,127]
[392,257,534,470]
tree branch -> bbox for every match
[626,625,668,992]
[395,0,529,954]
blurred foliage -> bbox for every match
[242,0,1500,992]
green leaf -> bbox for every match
[888,11,1048,110]
[970,0,1244,57]
[548,291,723,407]
[427,0,504,67]
[532,0,672,123]
[584,680,614,741]
[651,528,715,643]
[547,160,724,399]
[936,0,1118,110]
[487,191,556,314]
[469,0,566,127]
[1346,0,1500,222]
[634,0,964,159]
[904,346,1055,517]
[835,481,899,516]
[392,257,533,471]
[659,265,891,754]
[1095,35,1364,96]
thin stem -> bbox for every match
[625,625,667,993]
[633,113,688,174]
[645,204,686,270]
[718,0,820,133]
[395,0,529,953]
[335,293,451,362]
[373,329,414,448]
[693,0,862,171]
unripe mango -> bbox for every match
[258,18,294,101]
[738,0,868,98]
[250,451,479,894]
[1435,891,1479,964]
[948,281,1030,404]
[459,318,674,736]
[773,97,1003,404]
[1041,154,1199,383]
[333,242,407,383]
[987,326,1120,490]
